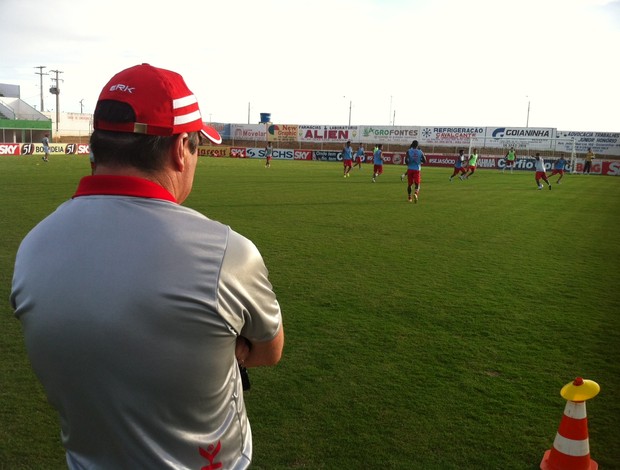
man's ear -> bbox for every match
[172,133,189,171]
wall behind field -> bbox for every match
[211,123,619,157]
[6,109,620,157]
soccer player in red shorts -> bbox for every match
[265,142,273,168]
[354,144,364,169]
[342,140,353,177]
[535,153,552,190]
[404,140,425,203]
[550,153,567,184]
[449,149,467,181]
[372,144,383,182]
[463,148,479,179]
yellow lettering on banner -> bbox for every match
[198,146,231,158]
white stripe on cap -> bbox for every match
[173,94,198,109]
[175,109,202,126]
[173,94,202,126]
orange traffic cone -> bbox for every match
[540,377,600,470]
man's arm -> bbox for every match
[237,327,284,367]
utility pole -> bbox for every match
[49,70,64,133]
[34,66,48,111]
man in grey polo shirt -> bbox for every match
[11,64,284,469]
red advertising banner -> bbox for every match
[231,147,247,158]
[293,150,313,160]
[573,160,620,176]
[601,161,620,176]
[0,143,21,156]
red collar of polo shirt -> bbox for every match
[73,175,177,203]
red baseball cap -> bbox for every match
[94,64,222,144]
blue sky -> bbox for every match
[1,0,618,132]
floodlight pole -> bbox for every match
[526,97,530,128]
[348,100,352,126]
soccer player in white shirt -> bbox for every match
[535,153,552,190]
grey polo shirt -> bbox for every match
[11,175,282,469]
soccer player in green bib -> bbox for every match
[504,147,517,173]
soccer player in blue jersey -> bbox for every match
[403,140,425,202]
[342,140,353,177]
[372,144,383,182]
[550,153,567,184]
[449,149,467,181]
[354,143,364,169]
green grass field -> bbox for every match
[1,155,619,469]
